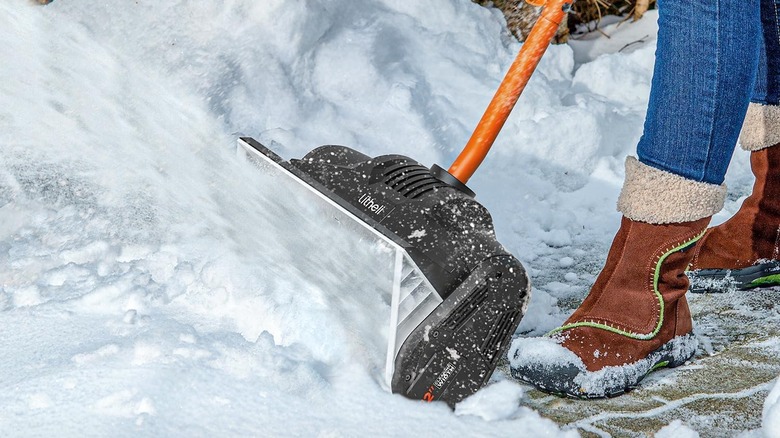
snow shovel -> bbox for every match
[238,0,570,406]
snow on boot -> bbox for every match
[689,103,780,292]
[510,157,726,398]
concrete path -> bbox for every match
[504,287,780,437]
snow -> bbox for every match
[765,378,780,438]
[568,11,660,65]
[654,419,699,438]
[455,379,528,421]
[0,0,774,436]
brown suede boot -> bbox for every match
[689,103,780,292]
[510,157,725,398]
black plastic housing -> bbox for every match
[240,137,530,406]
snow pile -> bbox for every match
[765,378,780,438]
[0,0,587,435]
[453,379,580,435]
[455,380,525,421]
[655,419,700,438]
[49,0,514,167]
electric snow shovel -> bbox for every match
[239,1,570,406]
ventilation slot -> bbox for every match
[382,163,446,199]
[479,311,521,366]
[442,283,489,331]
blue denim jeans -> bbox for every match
[637,0,780,185]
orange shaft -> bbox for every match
[448,0,570,184]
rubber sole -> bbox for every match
[688,260,780,293]
[510,334,697,399]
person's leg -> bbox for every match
[510,0,762,397]
[637,0,762,185]
[748,0,780,109]
[689,0,780,292]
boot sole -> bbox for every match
[510,333,697,399]
[688,260,780,293]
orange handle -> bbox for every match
[448,0,570,184]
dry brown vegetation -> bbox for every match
[570,0,654,27]
[473,0,655,42]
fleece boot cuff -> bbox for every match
[617,157,726,224]
[740,103,780,151]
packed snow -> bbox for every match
[765,379,780,438]
[0,0,776,436]
[654,419,700,438]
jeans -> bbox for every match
[637,0,780,185]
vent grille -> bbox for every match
[442,283,489,331]
[479,311,521,366]
[383,163,446,199]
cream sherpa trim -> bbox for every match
[740,103,780,151]
[617,157,726,224]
